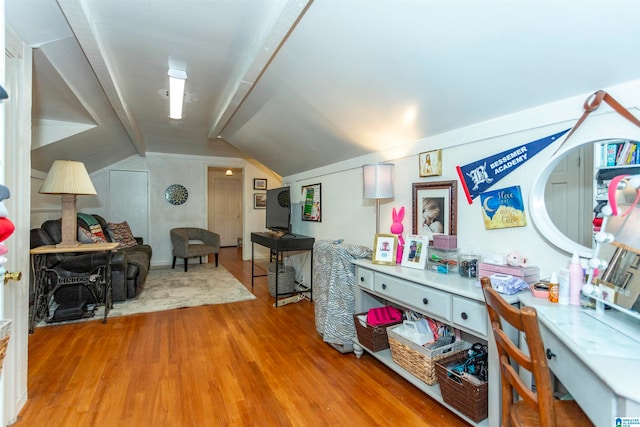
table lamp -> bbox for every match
[363,163,394,233]
[39,160,97,247]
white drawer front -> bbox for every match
[539,322,613,427]
[452,296,487,337]
[374,273,451,321]
[356,266,374,290]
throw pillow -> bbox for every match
[78,227,107,244]
[89,223,107,240]
[107,221,138,248]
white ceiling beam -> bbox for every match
[32,118,97,150]
[56,0,147,156]
[208,0,313,139]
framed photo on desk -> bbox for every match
[372,234,397,265]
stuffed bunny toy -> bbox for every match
[391,207,405,263]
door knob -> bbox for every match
[4,271,22,285]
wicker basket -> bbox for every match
[267,263,296,297]
[353,313,403,352]
[387,324,468,385]
[0,336,9,375]
[435,350,488,422]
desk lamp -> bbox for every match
[39,160,97,248]
[363,163,394,233]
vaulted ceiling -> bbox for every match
[7,0,640,176]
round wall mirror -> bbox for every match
[530,137,640,258]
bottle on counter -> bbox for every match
[558,268,570,305]
[569,253,584,306]
[548,272,559,303]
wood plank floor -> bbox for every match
[16,247,470,426]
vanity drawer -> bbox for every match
[356,267,374,291]
[538,322,613,427]
[374,273,451,321]
[452,296,487,337]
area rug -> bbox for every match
[39,263,256,326]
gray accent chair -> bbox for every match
[170,228,220,272]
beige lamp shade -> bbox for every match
[40,160,97,195]
[40,160,96,247]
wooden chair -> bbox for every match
[480,277,593,427]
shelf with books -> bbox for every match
[594,140,640,202]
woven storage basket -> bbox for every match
[353,313,403,352]
[387,324,467,385]
[267,263,296,297]
[435,350,488,422]
[0,336,9,375]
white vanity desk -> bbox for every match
[519,293,640,427]
[352,259,519,427]
[353,259,640,427]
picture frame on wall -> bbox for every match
[412,180,457,242]
[253,178,267,190]
[400,234,428,269]
[419,149,442,177]
[372,234,398,265]
[301,183,321,222]
[253,193,267,209]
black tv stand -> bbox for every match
[250,232,315,307]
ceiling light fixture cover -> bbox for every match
[168,68,187,119]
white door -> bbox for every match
[545,145,594,248]
[208,170,242,247]
[2,26,31,425]
[108,170,149,242]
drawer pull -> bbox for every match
[546,349,556,360]
[422,298,429,305]
[461,312,468,320]
[382,283,387,290]
[360,277,364,282]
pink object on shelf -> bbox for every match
[433,235,457,250]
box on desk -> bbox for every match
[477,262,539,284]
[428,247,459,274]
[433,235,457,250]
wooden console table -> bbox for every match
[250,232,315,306]
[29,242,119,333]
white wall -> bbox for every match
[284,80,640,284]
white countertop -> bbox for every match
[520,293,640,403]
[352,258,520,304]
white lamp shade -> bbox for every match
[363,163,394,199]
[39,160,97,195]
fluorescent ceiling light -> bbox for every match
[168,68,187,119]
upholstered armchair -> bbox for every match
[170,228,220,272]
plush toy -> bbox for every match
[391,207,405,263]
[0,185,13,242]
[506,250,527,267]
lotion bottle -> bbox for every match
[558,268,570,305]
[569,253,584,305]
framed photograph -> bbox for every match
[412,180,457,242]
[419,149,442,177]
[401,234,428,269]
[253,178,267,190]
[253,193,267,209]
[372,234,398,265]
[301,183,321,222]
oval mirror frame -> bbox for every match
[529,134,640,259]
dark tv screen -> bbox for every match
[266,186,291,232]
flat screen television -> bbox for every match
[266,186,291,233]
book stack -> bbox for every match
[603,140,640,166]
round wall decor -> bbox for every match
[165,184,188,205]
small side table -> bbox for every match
[29,242,119,333]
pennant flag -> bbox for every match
[456,129,569,204]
